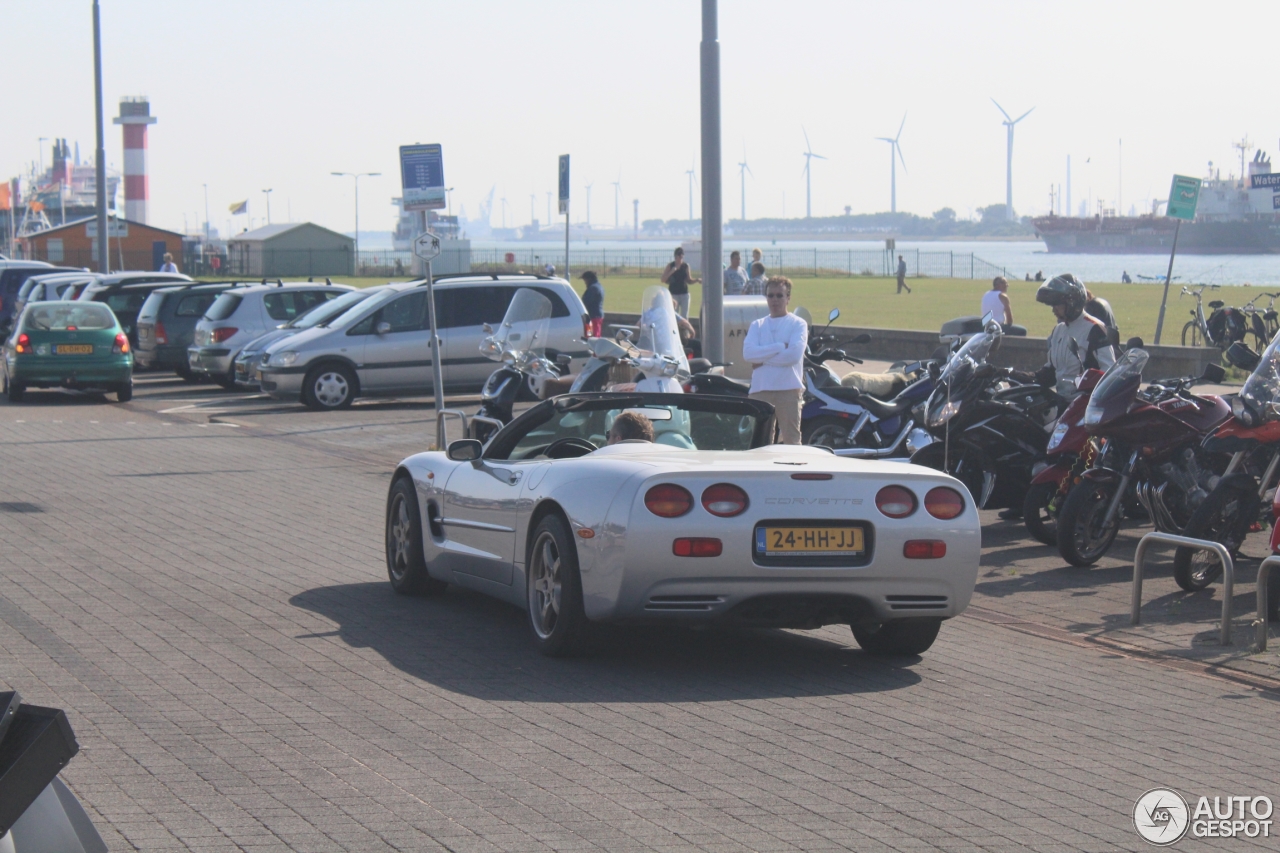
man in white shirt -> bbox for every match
[742,276,808,444]
[981,276,1013,326]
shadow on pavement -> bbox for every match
[290,581,924,702]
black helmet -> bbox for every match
[1036,273,1087,320]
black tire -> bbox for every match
[5,373,24,403]
[1182,320,1201,348]
[176,365,203,383]
[385,477,447,596]
[115,382,133,403]
[1056,479,1122,567]
[1172,483,1257,592]
[302,363,357,411]
[526,514,590,657]
[910,442,985,505]
[213,367,237,390]
[852,618,942,656]
[1022,480,1060,546]
[802,415,857,450]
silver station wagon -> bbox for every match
[258,274,589,410]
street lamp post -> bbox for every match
[445,187,454,218]
[262,188,273,224]
[331,171,381,275]
[203,184,210,242]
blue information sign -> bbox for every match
[1251,173,1280,190]
[400,144,446,211]
[558,154,570,214]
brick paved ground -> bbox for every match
[1,377,1278,851]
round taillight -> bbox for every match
[645,484,693,518]
[875,485,917,519]
[924,486,965,520]
[701,483,749,517]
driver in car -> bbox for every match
[606,411,655,445]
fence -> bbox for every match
[351,247,1008,280]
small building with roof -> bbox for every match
[226,223,354,277]
[19,216,184,273]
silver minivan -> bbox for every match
[258,275,589,410]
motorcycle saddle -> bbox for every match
[824,385,914,419]
[840,371,910,400]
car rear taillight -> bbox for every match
[701,483,748,517]
[645,484,693,518]
[155,321,168,344]
[924,487,965,520]
[673,538,722,557]
[211,327,238,344]
[113,333,130,354]
[903,540,946,559]
[14,333,30,354]
[875,485,917,518]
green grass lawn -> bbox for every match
[198,274,1269,341]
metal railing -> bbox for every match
[1132,531,1235,645]
[1255,555,1279,652]
[436,409,468,450]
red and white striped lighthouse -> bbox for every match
[113,97,156,224]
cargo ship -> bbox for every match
[1033,149,1280,254]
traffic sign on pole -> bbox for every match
[1166,174,1200,221]
[558,155,570,215]
[413,231,441,261]
[400,144,446,211]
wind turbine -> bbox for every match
[584,181,593,228]
[875,114,908,213]
[611,171,622,229]
[801,128,826,219]
[992,99,1034,221]
[685,162,697,220]
[737,147,753,221]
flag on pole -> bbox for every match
[228,200,248,215]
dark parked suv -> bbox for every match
[136,282,251,379]
[75,272,193,349]
[0,261,83,339]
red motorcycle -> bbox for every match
[1055,350,1230,567]
[1022,368,1105,545]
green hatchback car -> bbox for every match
[2,302,134,403]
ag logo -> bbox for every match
[1134,788,1190,845]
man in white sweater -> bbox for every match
[742,277,808,444]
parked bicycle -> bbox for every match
[1180,283,1247,349]
[1240,291,1280,352]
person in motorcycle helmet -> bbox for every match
[1034,274,1117,397]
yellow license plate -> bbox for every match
[55,344,94,354]
[757,526,864,555]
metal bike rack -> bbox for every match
[1256,555,1280,652]
[436,409,468,449]
[469,414,505,446]
[1132,531,1234,646]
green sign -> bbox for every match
[1166,174,1201,221]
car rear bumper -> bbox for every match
[9,357,132,388]
[187,346,233,376]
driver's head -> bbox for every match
[606,411,655,445]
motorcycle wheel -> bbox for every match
[802,415,858,450]
[1056,479,1122,567]
[1022,481,1060,546]
[1172,483,1258,592]
[909,442,986,507]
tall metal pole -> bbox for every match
[425,256,444,413]
[564,208,570,279]
[93,0,109,273]
[1153,219,1182,345]
[203,183,210,241]
[700,0,724,363]
[1005,125,1014,221]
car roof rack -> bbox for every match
[427,272,553,283]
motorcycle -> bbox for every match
[1055,348,1230,567]
[1021,368,1106,545]
[1171,338,1280,590]
[474,288,566,442]
[909,315,1062,510]
[570,284,690,394]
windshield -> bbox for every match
[637,285,688,370]
[480,288,553,361]
[1241,330,1280,409]
[1089,347,1148,406]
[939,322,1000,384]
[293,288,375,329]
[25,302,116,331]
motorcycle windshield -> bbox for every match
[637,284,690,373]
[1087,347,1148,409]
[481,288,552,362]
[939,326,998,385]
[1240,330,1280,411]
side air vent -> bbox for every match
[645,595,725,612]
[886,595,948,611]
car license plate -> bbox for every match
[756,525,864,556]
[55,344,94,354]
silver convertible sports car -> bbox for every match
[386,392,981,657]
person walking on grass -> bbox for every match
[723,250,746,295]
[661,246,698,317]
[896,254,911,294]
[743,262,767,296]
[981,276,1013,326]
[580,270,604,337]
[742,277,807,445]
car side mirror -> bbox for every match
[376,321,392,335]
[446,439,483,461]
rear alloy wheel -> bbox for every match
[303,363,356,411]
[526,515,589,657]
[1173,483,1257,592]
[115,382,133,403]
[1056,479,1122,567]
[852,618,942,656]
[385,477,447,596]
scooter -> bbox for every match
[570,284,690,394]
[474,288,566,442]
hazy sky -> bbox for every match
[7,1,1278,237]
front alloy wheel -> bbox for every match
[385,477,446,595]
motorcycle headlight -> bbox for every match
[1047,423,1068,450]
[270,351,298,367]
[926,397,961,428]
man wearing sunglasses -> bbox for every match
[742,277,807,444]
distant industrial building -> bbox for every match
[227,223,355,277]
[20,216,183,272]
